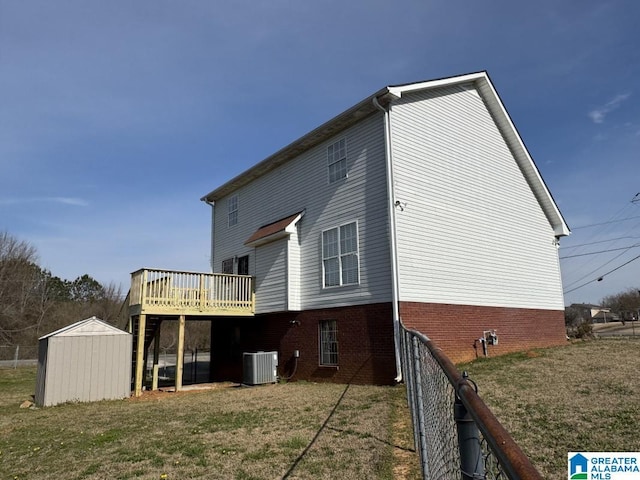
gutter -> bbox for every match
[373,94,403,382]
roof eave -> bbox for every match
[200,87,396,203]
[200,71,570,237]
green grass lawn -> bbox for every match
[0,369,419,480]
[4,338,634,480]
[460,337,640,479]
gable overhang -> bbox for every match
[201,71,569,237]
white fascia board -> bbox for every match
[387,72,488,98]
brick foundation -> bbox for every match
[209,301,567,385]
[400,302,567,364]
[210,303,396,385]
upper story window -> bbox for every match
[228,195,238,227]
[322,221,359,288]
[327,138,347,184]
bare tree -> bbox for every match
[601,287,640,321]
[0,232,48,344]
[0,231,128,346]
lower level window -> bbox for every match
[222,258,234,274]
[237,255,249,275]
[319,320,338,366]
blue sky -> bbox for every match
[1,1,639,306]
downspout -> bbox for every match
[373,95,402,382]
[204,199,216,272]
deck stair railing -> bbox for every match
[400,321,543,480]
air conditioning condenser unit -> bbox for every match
[243,351,278,385]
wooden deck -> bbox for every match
[129,268,255,397]
[129,268,255,317]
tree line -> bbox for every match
[0,231,124,347]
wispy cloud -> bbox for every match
[0,197,89,207]
[588,93,631,123]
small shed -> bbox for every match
[35,316,132,407]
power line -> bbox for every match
[571,214,640,230]
[560,244,640,259]
[560,236,640,250]
[563,253,640,294]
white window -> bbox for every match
[322,221,359,287]
[228,195,238,227]
[319,320,338,366]
[327,138,347,183]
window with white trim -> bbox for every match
[319,320,338,366]
[228,195,238,227]
[327,138,347,183]
[322,221,359,287]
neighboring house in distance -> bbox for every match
[201,71,570,385]
[568,303,617,323]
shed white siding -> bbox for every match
[212,113,392,312]
[390,84,564,310]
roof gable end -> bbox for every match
[201,71,569,237]
[40,316,129,339]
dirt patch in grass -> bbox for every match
[0,370,418,480]
[460,338,640,479]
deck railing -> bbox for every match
[130,268,254,315]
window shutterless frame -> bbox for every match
[321,220,360,288]
[327,138,347,184]
[227,195,238,227]
[319,319,338,366]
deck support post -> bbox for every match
[134,314,146,397]
[176,315,185,391]
[152,329,161,391]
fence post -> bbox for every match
[454,394,484,479]
[13,345,20,369]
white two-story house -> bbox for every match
[199,71,570,385]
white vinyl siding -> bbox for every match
[390,84,564,310]
[254,239,287,313]
[212,114,391,312]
